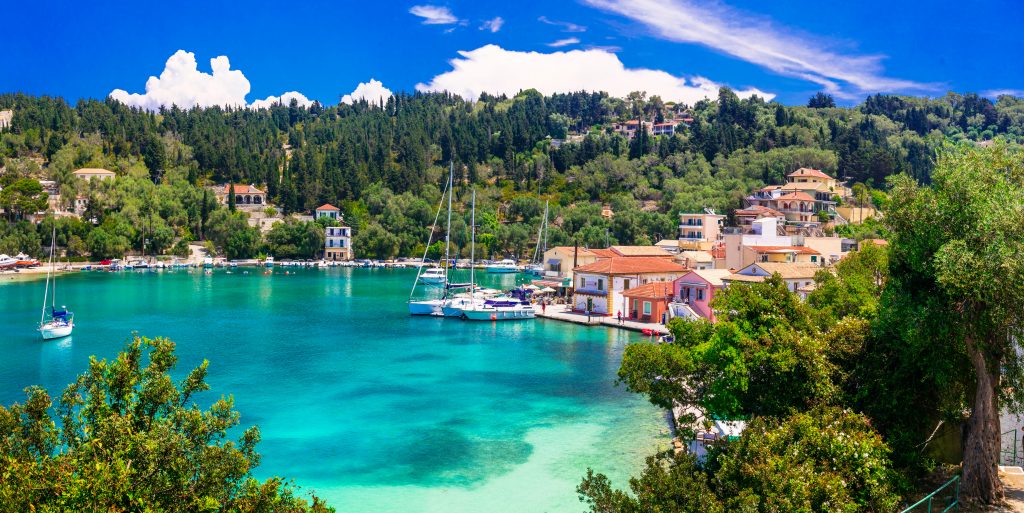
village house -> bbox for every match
[572,257,688,316]
[216,184,267,206]
[675,250,716,270]
[622,281,675,323]
[72,168,115,181]
[315,204,352,261]
[608,245,674,258]
[746,245,822,264]
[541,247,611,281]
[678,209,725,250]
[655,239,682,253]
[0,109,12,129]
[733,205,786,230]
[721,262,822,295]
[672,269,733,322]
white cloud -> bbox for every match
[480,17,504,33]
[583,0,935,99]
[547,37,580,48]
[983,89,1024,99]
[415,45,772,104]
[341,79,394,106]
[250,91,313,110]
[538,16,586,33]
[109,50,251,111]
[410,5,459,25]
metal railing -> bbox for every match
[899,476,959,513]
[1002,428,1023,466]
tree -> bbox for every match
[808,92,836,109]
[884,141,1024,503]
[0,336,333,512]
[228,183,237,212]
[0,178,48,220]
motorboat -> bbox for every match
[0,254,17,269]
[485,259,522,273]
[14,253,40,268]
[419,267,447,285]
[408,299,445,316]
[461,303,536,321]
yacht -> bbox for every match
[419,267,447,285]
[485,259,521,273]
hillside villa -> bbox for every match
[216,184,267,206]
[678,209,725,250]
[72,168,115,181]
[315,204,352,261]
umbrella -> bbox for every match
[540,287,556,294]
[523,284,539,290]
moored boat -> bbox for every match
[485,259,521,273]
[38,226,74,340]
[419,267,447,285]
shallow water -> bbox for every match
[0,268,665,512]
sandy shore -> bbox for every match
[0,264,81,283]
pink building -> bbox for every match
[672,269,733,322]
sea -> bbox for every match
[0,267,666,512]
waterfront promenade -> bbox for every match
[536,304,670,336]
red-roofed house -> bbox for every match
[733,205,786,230]
[572,257,688,316]
[672,269,734,322]
[622,282,675,323]
[776,192,816,224]
[218,184,266,206]
[315,203,341,221]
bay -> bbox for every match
[0,268,665,512]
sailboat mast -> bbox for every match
[40,226,55,325]
[409,174,450,299]
[542,200,549,255]
[470,189,476,296]
[443,162,453,280]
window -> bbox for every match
[697,289,705,301]
[623,279,631,290]
[811,255,818,263]
[597,278,605,291]
[643,301,652,315]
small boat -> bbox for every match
[0,254,17,269]
[202,257,213,268]
[408,299,445,316]
[485,259,522,273]
[461,303,536,321]
[38,226,74,340]
[14,253,40,268]
[419,267,447,285]
[524,263,545,276]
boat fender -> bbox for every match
[490,314,497,321]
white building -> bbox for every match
[316,204,352,260]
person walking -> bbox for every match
[617,311,623,325]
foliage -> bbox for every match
[0,336,333,512]
[578,408,900,513]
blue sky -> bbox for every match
[5,0,1023,108]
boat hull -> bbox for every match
[461,307,536,321]
[409,300,443,316]
[485,267,519,274]
[39,323,73,340]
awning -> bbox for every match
[533,279,565,288]
[547,258,560,265]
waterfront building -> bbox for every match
[572,257,688,316]
[324,225,353,261]
[671,269,733,322]
[541,247,605,281]
[622,282,674,323]
[72,168,115,181]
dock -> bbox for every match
[535,304,670,335]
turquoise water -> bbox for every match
[0,268,665,512]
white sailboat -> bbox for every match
[409,163,454,315]
[38,227,74,340]
[525,200,549,276]
[442,189,487,317]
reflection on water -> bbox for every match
[38,336,74,388]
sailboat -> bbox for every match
[409,163,454,315]
[525,200,549,277]
[38,227,74,339]
[442,189,487,317]
[461,192,536,321]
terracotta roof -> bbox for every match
[787,168,834,180]
[574,257,688,275]
[224,184,264,194]
[590,248,618,259]
[861,239,888,246]
[73,168,114,175]
[316,203,341,211]
[748,245,820,255]
[622,281,675,299]
[735,205,784,217]
[776,192,816,202]
[676,269,734,287]
[782,181,831,193]
[610,245,673,257]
